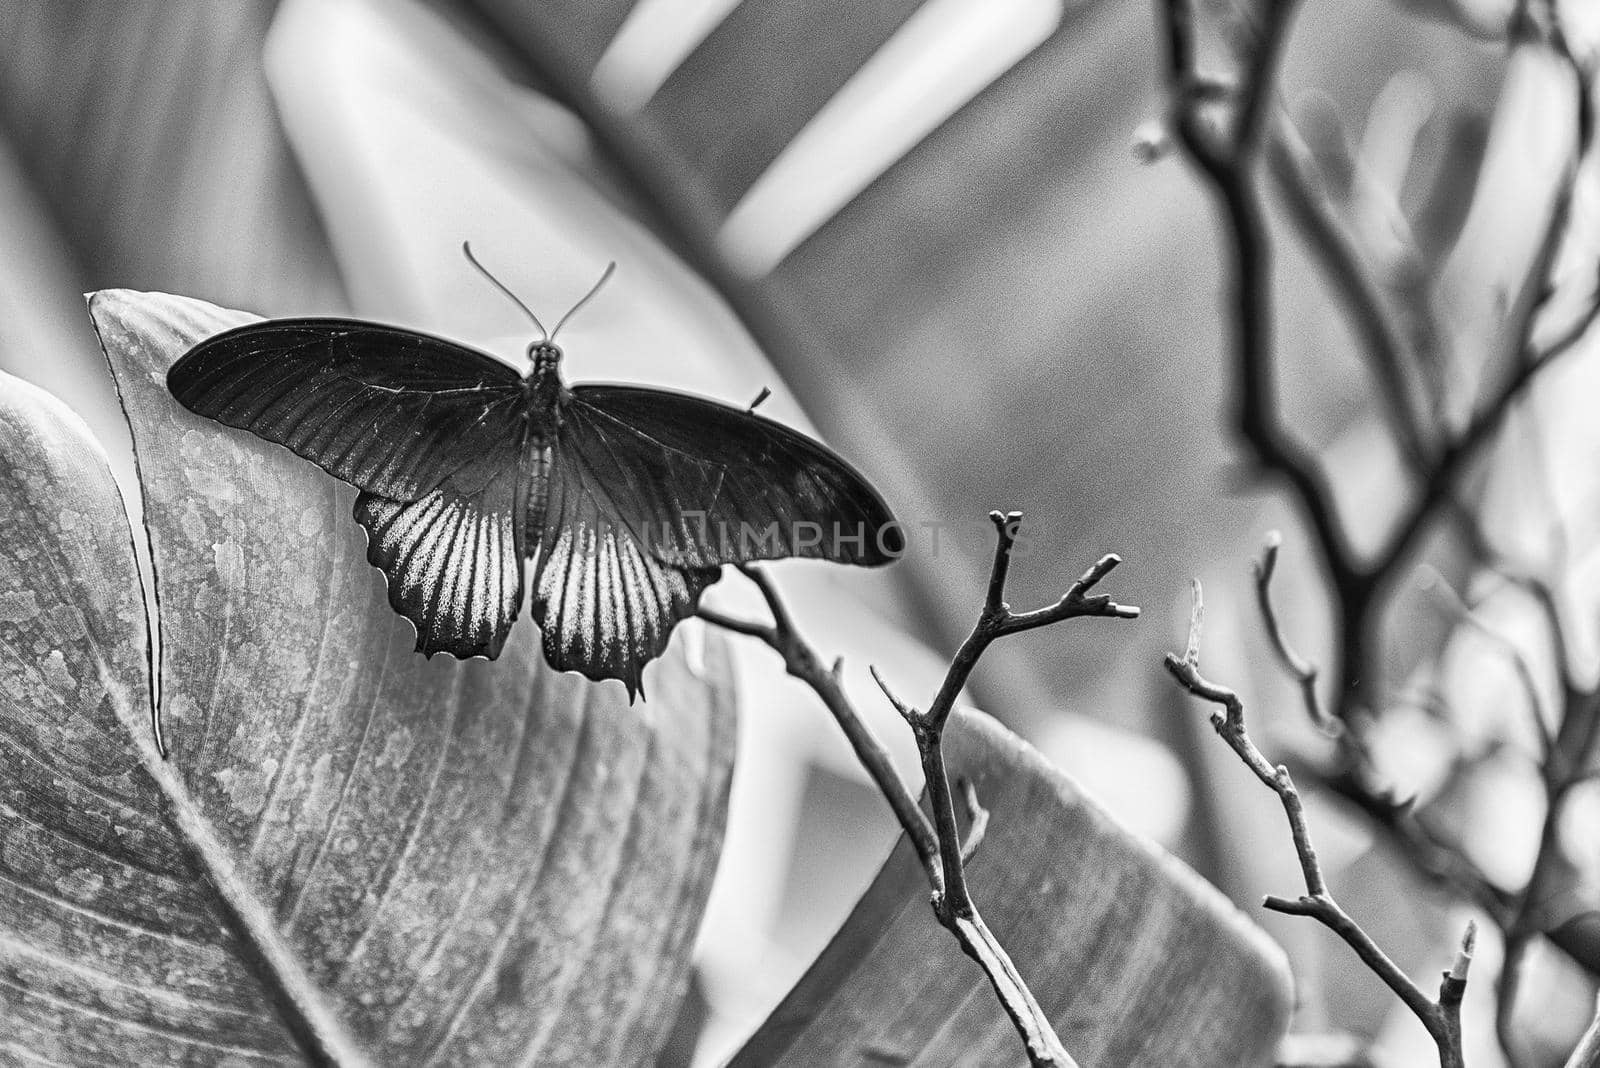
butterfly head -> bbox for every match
[527,340,563,371]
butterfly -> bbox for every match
[166,246,903,699]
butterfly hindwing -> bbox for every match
[529,437,720,698]
[353,469,525,659]
[168,319,527,501]
[558,385,903,570]
[527,385,901,694]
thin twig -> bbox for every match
[869,666,1074,1068]
[700,528,1137,1068]
[1267,111,1432,467]
[1253,531,1333,730]
[872,666,976,919]
[1376,338,1581,582]
[875,513,1136,1067]
[1416,565,1552,762]
[1164,579,1474,1068]
[925,511,1138,735]
[696,572,941,887]
[1376,15,1598,587]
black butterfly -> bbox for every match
[166,250,902,698]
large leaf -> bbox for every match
[0,372,231,1063]
[0,289,736,1062]
[734,707,1293,1066]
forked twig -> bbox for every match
[1164,580,1475,1068]
[1252,531,1333,731]
[699,512,1137,1067]
[696,568,940,886]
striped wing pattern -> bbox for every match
[530,441,720,698]
[353,472,525,660]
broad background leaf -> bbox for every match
[734,708,1293,1067]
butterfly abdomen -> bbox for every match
[523,442,553,546]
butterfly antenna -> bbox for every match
[461,241,550,341]
[549,261,617,341]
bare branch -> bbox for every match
[1417,565,1552,762]
[1164,581,1470,1067]
[870,666,974,920]
[1253,532,1334,730]
[698,576,939,886]
[693,605,773,643]
[1377,340,1579,582]
[1158,0,1366,600]
[925,512,1138,734]
[1376,19,1598,587]
[1267,110,1431,467]
[704,531,1140,1068]
[872,639,1094,1067]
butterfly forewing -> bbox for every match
[558,385,903,570]
[168,320,532,661]
[168,320,526,501]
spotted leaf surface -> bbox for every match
[0,289,736,1065]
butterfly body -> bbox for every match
[168,318,900,697]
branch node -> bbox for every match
[1263,894,1317,916]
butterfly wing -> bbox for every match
[529,436,719,697]
[169,319,532,659]
[557,385,903,569]
[354,471,525,659]
[526,385,900,695]
[167,319,526,501]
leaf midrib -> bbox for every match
[132,742,373,1067]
